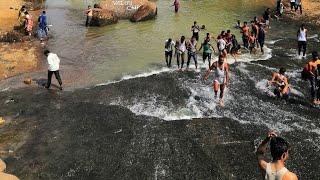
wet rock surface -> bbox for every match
[130,2,157,22]
[90,0,157,26]
[0,72,319,179]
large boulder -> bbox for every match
[130,2,157,22]
[98,0,157,22]
[90,8,118,26]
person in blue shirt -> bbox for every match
[38,11,48,39]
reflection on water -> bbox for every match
[46,0,275,87]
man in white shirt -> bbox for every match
[44,50,63,90]
[165,38,175,67]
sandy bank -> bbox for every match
[0,0,43,80]
[282,0,320,28]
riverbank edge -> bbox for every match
[0,0,45,81]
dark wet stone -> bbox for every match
[0,71,319,179]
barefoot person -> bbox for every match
[256,131,298,180]
[199,39,214,68]
[249,32,257,54]
[203,55,230,106]
[173,0,180,13]
[305,51,320,104]
[191,21,200,41]
[263,8,271,29]
[217,35,227,55]
[165,38,175,67]
[187,36,198,69]
[268,68,290,100]
[44,50,63,90]
[240,21,250,49]
[297,24,307,58]
[230,34,240,60]
[85,5,93,27]
[175,36,187,69]
[258,23,266,54]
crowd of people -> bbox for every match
[164,11,272,106]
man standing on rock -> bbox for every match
[44,50,63,90]
[256,131,298,180]
[85,5,93,27]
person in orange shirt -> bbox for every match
[306,51,320,104]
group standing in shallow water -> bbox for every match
[164,3,320,106]
[163,14,270,106]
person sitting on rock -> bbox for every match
[268,67,291,100]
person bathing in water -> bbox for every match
[268,67,290,100]
[240,21,250,49]
[249,32,257,54]
[199,39,215,68]
[85,5,93,27]
[203,55,230,107]
[164,38,175,67]
[191,21,200,41]
[258,23,266,54]
[175,36,187,70]
[230,34,241,60]
[256,131,298,180]
[305,51,320,104]
[173,0,180,13]
[187,36,198,70]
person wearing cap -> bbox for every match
[256,131,298,180]
[44,50,63,90]
[306,51,320,104]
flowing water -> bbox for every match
[49,0,320,172]
[45,0,278,87]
